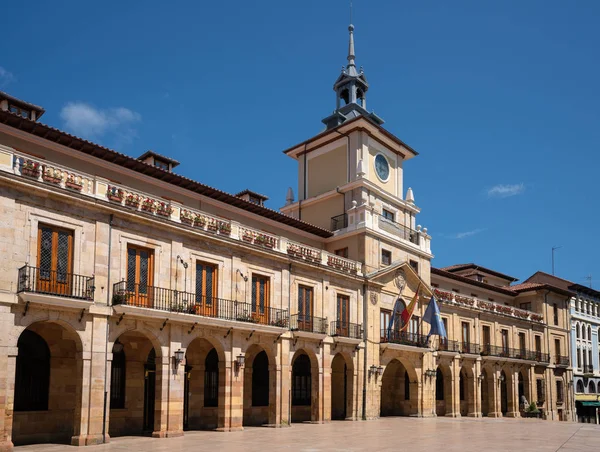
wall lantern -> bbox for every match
[498,374,505,383]
[235,353,245,371]
[377,366,384,376]
[173,349,185,367]
[425,369,437,378]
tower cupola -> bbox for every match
[322,24,384,130]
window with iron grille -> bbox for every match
[204,349,219,407]
[292,354,311,405]
[126,245,153,295]
[298,285,313,326]
[110,347,126,409]
[37,224,73,287]
[15,330,50,411]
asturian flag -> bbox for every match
[422,296,447,338]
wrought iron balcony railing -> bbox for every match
[554,355,570,367]
[460,342,481,355]
[330,321,362,339]
[290,314,328,334]
[380,329,429,348]
[112,281,289,328]
[17,265,95,301]
[330,213,348,231]
[480,344,550,363]
[437,339,460,352]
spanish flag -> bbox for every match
[399,282,421,332]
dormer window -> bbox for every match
[9,104,29,119]
[235,190,269,207]
[154,160,169,171]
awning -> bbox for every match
[580,401,600,407]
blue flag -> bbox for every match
[422,296,447,338]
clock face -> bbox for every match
[374,154,390,181]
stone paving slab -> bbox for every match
[16,417,600,452]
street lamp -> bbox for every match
[235,353,245,371]
[173,349,185,370]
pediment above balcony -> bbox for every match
[366,261,433,300]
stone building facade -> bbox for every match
[0,23,575,452]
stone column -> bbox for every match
[447,357,460,417]
[70,350,87,446]
[0,346,17,452]
[488,371,501,418]
[506,368,520,418]
[152,354,169,437]
[226,340,243,431]
[278,337,291,425]
[322,343,332,422]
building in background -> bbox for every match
[526,272,600,423]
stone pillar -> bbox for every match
[226,340,243,431]
[322,343,332,422]
[164,338,185,437]
[152,354,169,437]
[447,358,460,417]
[506,368,520,418]
[279,337,291,425]
[0,346,17,451]
[488,372,501,417]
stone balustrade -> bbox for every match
[2,148,364,276]
[433,288,545,323]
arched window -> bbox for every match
[436,369,444,401]
[577,324,581,339]
[204,349,218,407]
[589,381,597,394]
[582,325,586,340]
[15,330,50,411]
[576,380,585,393]
[404,370,410,400]
[110,342,126,409]
[588,326,592,341]
[252,351,269,406]
[292,354,311,406]
[577,348,582,368]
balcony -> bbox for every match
[480,344,550,363]
[112,281,289,328]
[460,342,481,355]
[554,355,569,367]
[378,215,420,245]
[330,213,348,231]
[381,329,429,348]
[330,321,362,340]
[437,339,460,352]
[290,314,328,335]
[17,265,95,306]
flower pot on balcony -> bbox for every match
[42,174,62,184]
[180,216,194,226]
[21,167,40,178]
[66,181,83,191]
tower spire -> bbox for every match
[347,24,357,76]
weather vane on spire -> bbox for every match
[350,0,353,25]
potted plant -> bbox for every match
[180,209,195,225]
[107,185,124,202]
[523,402,542,418]
[65,174,83,191]
[195,215,207,228]
[170,301,188,313]
[156,202,172,217]
[270,318,288,328]
[241,230,254,242]
[42,167,62,184]
[112,291,130,305]
[125,193,141,208]
[141,198,157,213]
[218,221,231,235]
[21,160,40,178]
[206,220,218,232]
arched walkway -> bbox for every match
[109,330,161,437]
[12,322,83,446]
[380,358,418,417]
[459,368,474,416]
[291,350,318,423]
[243,344,276,426]
[518,370,530,411]
[184,337,225,431]
[331,353,354,420]
[435,365,452,417]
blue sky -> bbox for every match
[1,1,599,286]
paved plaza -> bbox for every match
[15,417,600,452]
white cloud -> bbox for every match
[487,183,525,198]
[453,228,486,239]
[0,67,15,87]
[60,102,141,142]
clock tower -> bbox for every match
[280,22,432,282]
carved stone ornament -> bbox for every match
[370,291,378,305]
[394,269,407,292]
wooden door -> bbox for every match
[37,225,73,296]
[126,246,154,307]
[251,275,270,324]
[482,326,491,354]
[336,294,350,336]
[297,285,313,332]
[194,262,217,316]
